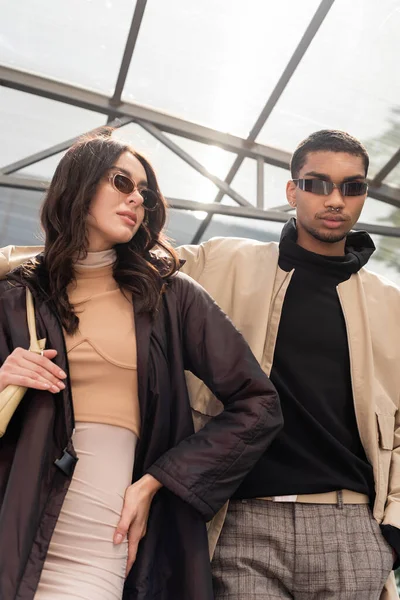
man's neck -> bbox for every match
[296,229,346,257]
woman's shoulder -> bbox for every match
[0,256,46,300]
[166,271,213,308]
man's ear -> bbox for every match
[286,180,297,208]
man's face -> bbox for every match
[286,151,367,247]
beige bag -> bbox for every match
[0,288,46,437]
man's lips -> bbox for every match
[318,214,346,222]
[317,214,349,229]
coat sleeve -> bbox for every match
[147,273,283,521]
[177,241,210,280]
[0,286,12,365]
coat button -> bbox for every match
[54,449,78,476]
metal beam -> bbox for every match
[109,0,148,106]
[0,65,290,163]
[269,203,294,212]
[0,116,133,174]
[169,198,400,238]
[138,121,252,207]
[257,157,264,209]
[1,176,400,239]
[190,0,336,243]
[0,175,48,192]
[368,182,400,209]
[370,148,400,186]
[1,171,400,212]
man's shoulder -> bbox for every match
[360,267,400,295]
[359,267,400,313]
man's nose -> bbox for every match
[325,186,345,209]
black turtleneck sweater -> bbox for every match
[234,220,375,500]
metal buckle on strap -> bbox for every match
[271,495,298,502]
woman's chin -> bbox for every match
[111,228,139,245]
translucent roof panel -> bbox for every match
[113,124,220,202]
[0,188,43,245]
[384,161,400,187]
[18,153,67,180]
[123,0,321,136]
[360,196,398,226]
[216,161,290,209]
[257,0,400,179]
[0,88,105,167]
[166,209,208,246]
[0,0,137,94]
[369,234,400,286]
[166,135,237,180]
[199,214,283,244]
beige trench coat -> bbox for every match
[178,237,400,600]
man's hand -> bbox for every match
[113,474,163,576]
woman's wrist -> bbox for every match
[139,474,163,496]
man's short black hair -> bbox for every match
[290,130,369,179]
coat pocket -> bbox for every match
[376,413,395,451]
[376,413,395,509]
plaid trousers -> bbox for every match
[212,499,394,599]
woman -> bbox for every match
[0,130,282,600]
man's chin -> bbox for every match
[307,225,349,245]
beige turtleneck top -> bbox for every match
[64,250,140,436]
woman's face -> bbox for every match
[86,151,147,251]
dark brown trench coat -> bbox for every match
[0,256,282,600]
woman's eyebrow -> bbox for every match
[110,166,147,185]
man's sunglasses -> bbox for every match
[292,178,368,197]
[107,172,158,210]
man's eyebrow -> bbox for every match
[341,174,366,182]
[302,171,366,182]
[110,166,147,185]
[303,171,331,180]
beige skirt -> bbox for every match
[34,422,137,600]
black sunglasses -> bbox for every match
[107,172,158,210]
[292,178,368,197]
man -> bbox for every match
[178,130,400,599]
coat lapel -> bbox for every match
[337,275,379,493]
[132,297,154,480]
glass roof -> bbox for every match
[122,0,320,135]
[257,0,400,177]
[0,0,137,94]
[1,0,400,283]
[0,87,105,166]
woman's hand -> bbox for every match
[0,348,67,393]
[114,474,163,576]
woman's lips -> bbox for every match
[118,213,137,226]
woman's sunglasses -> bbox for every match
[107,172,158,210]
[292,178,368,197]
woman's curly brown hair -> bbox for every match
[40,128,179,334]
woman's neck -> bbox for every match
[75,249,116,269]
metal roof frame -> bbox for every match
[1,174,399,238]
[1,0,400,243]
[190,0,336,243]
